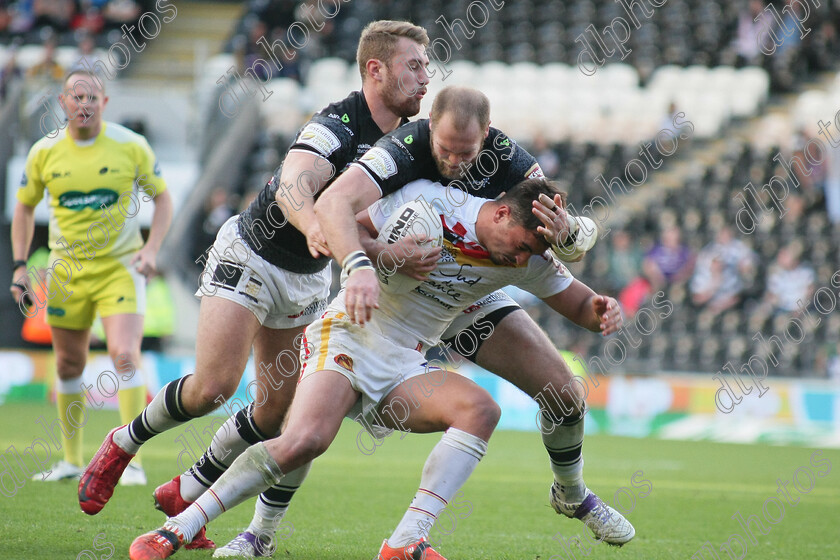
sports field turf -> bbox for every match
[1,402,837,560]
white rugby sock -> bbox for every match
[246,462,312,540]
[387,428,487,548]
[167,443,284,542]
[540,409,586,502]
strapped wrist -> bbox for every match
[342,250,374,277]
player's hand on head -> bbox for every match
[533,192,573,247]
[389,236,442,281]
[131,246,158,278]
[593,295,622,335]
[345,268,379,325]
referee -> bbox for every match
[10,69,172,484]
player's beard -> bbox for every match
[429,132,469,180]
[382,71,423,118]
[432,153,463,179]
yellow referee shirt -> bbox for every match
[17,121,167,259]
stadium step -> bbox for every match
[127,1,243,85]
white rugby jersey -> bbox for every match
[330,180,574,349]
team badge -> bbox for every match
[243,278,261,299]
[334,354,354,372]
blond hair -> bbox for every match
[356,20,429,80]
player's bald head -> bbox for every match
[63,69,105,94]
[429,86,490,132]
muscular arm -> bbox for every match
[275,151,335,257]
[356,210,439,281]
[314,165,383,264]
[541,279,623,335]
[314,166,385,324]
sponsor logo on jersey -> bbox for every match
[20,172,27,186]
[341,113,350,123]
[297,123,341,156]
[58,189,119,211]
[526,163,544,179]
[404,134,413,144]
[99,167,109,174]
[47,306,66,316]
[334,353,354,372]
[389,136,415,161]
[360,147,398,180]
[154,160,162,176]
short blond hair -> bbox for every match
[356,20,429,80]
[430,86,491,131]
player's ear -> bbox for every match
[366,58,385,82]
[494,204,510,222]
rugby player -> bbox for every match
[77,20,432,551]
[127,177,625,560]
[314,86,635,545]
[10,69,172,486]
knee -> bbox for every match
[55,353,85,379]
[284,428,330,463]
[461,392,501,431]
[194,379,239,411]
[108,348,140,371]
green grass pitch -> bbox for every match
[0,402,838,559]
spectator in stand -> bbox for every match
[0,3,11,33]
[606,229,643,293]
[71,1,105,34]
[26,33,64,83]
[33,0,75,32]
[102,0,141,29]
[72,31,103,70]
[192,187,239,267]
[258,0,297,30]
[691,225,756,312]
[690,254,738,312]
[0,44,23,100]
[642,224,694,291]
[734,0,772,67]
[762,241,815,315]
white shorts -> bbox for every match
[196,216,330,329]
[300,310,447,433]
[440,289,519,345]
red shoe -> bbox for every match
[78,426,134,515]
[377,538,446,560]
[153,476,215,550]
[129,527,184,560]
